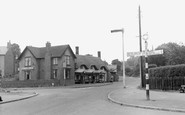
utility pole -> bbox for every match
[139,5,144,87]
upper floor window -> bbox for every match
[53,58,58,65]
[65,55,70,65]
[25,57,31,67]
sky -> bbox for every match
[1,0,185,64]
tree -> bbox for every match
[11,43,21,58]
[111,59,122,75]
[11,43,21,74]
[149,42,185,66]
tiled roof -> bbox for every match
[76,54,107,70]
[27,45,69,58]
[19,45,76,59]
[0,46,8,55]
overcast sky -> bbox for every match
[1,0,185,64]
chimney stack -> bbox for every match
[7,40,11,49]
[75,46,79,55]
[98,51,101,58]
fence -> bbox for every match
[149,76,185,90]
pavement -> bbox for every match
[0,82,111,104]
[0,89,38,104]
[108,77,185,113]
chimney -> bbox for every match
[45,41,51,80]
[98,51,101,58]
[75,46,79,55]
[46,41,51,52]
[46,41,51,48]
[7,40,11,49]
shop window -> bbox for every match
[25,57,31,67]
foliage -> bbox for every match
[111,59,122,75]
[149,42,185,66]
[125,57,140,77]
[149,64,185,78]
[11,43,21,58]
[148,64,157,68]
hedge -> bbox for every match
[148,64,185,90]
[0,79,61,88]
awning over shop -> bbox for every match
[75,68,85,73]
[84,69,94,74]
[96,70,106,74]
[75,69,106,74]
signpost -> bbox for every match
[127,38,163,100]
[127,50,163,57]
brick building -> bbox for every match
[18,42,76,85]
[0,41,16,78]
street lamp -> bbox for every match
[111,28,126,88]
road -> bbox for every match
[0,77,184,115]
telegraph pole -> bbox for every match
[139,5,144,87]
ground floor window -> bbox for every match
[52,69,58,79]
[25,71,31,80]
[65,69,70,79]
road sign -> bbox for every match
[127,49,163,57]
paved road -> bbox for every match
[0,78,184,115]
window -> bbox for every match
[52,69,57,79]
[65,69,70,79]
[25,57,31,67]
[65,56,70,65]
[53,58,58,65]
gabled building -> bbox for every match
[0,41,16,78]
[74,46,109,84]
[18,42,76,85]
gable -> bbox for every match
[0,46,8,55]
[19,47,36,61]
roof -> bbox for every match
[0,46,8,55]
[19,45,76,59]
[76,54,107,70]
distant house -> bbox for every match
[18,42,76,85]
[107,65,119,81]
[0,41,16,78]
[74,46,109,84]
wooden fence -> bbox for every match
[149,76,185,90]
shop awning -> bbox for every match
[75,68,85,73]
[84,69,94,73]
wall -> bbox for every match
[4,49,14,77]
[0,56,5,77]
[59,48,75,85]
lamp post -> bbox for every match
[111,28,126,88]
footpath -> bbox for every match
[108,77,185,113]
[0,82,111,104]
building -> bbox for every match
[0,41,16,78]
[107,65,119,81]
[75,46,109,84]
[18,42,76,85]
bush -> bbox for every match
[149,64,185,78]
